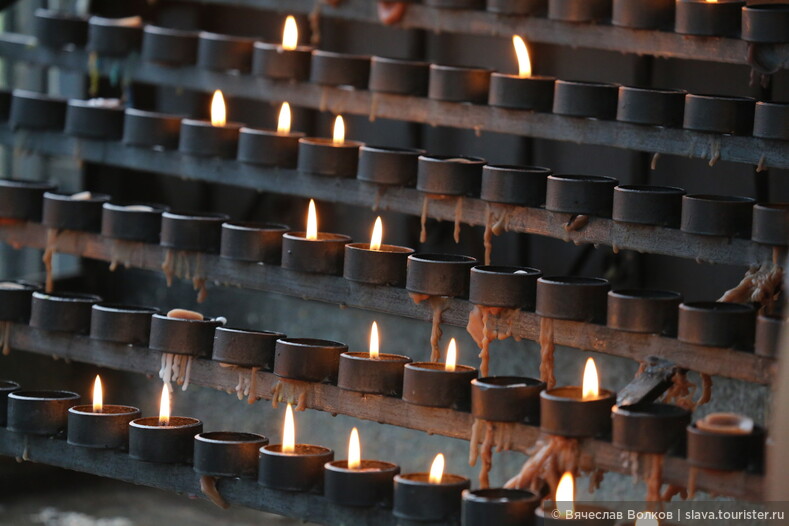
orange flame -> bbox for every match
[283,403,295,453]
[369,321,380,359]
[92,375,103,413]
[429,453,445,484]
[582,357,599,400]
[210,90,226,127]
[512,35,532,78]
[158,383,170,426]
[370,217,383,251]
[277,102,291,135]
[348,427,361,470]
[556,472,575,517]
[306,199,318,240]
[282,15,298,50]
[445,338,457,372]
[333,115,345,145]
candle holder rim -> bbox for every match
[472,376,546,389]
[130,415,201,429]
[67,98,124,110]
[360,144,426,155]
[33,291,102,303]
[490,72,556,81]
[283,231,352,243]
[197,30,256,43]
[371,55,432,68]
[152,312,224,325]
[325,459,400,471]
[277,337,348,349]
[756,100,789,109]
[88,15,143,27]
[92,303,160,315]
[252,40,314,53]
[0,279,40,292]
[341,351,412,362]
[102,201,168,213]
[430,63,492,73]
[613,402,691,419]
[538,276,609,287]
[69,404,140,415]
[124,107,185,119]
[9,389,80,401]
[418,154,487,164]
[0,380,21,390]
[619,85,687,95]
[471,264,541,276]
[297,137,364,148]
[541,386,615,401]
[405,362,477,373]
[216,325,286,338]
[548,174,619,184]
[346,242,414,254]
[743,3,789,11]
[180,118,244,129]
[462,487,541,503]
[262,443,334,456]
[34,7,87,21]
[311,49,371,61]
[238,126,305,139]
[615,184,686,194]
[608,289,682,301]
[0,178,56,190]
[680,301,754,313]
[394,472,469,485]
[758,312,787,322]
[162,210,231,221]
[556,79,621,89]
[687,421,764,437]
[12,88,67,103]
[754,202,789,213]
[143,24,199,37]
[483,163,552,174]
[686,93,756,103]
[222,220,290,232]
[43,191,111,203]
[682,194,756,204]
[195,431,269,445]
[408,253,477,264]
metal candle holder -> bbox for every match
[337,352,412,396]
[680,194,755,238]
[548,0,611,21]
[0,281,39,323]
[612,0,674,29]
[612,403,690,454]
[462,488,541,526]
[357,146,424,186]
[469,265,542,310]
[42,191,111,232]
[536,276,610,324]
[683,94,755,135]
[178,118,243,159]
[30,291,102,334]
[324,459,400,507]
[0,381,21,427]
[273,338,348,383]
[343,242,414,288]
[687,420,764,472]
[129,416,203,464]
[489,73,556,112]
[675,0,744,37]
[0,179,56,221]
[607,289,682,336]
[428,65,492,103]
[369,57,430,96]
[553,80,620,120]
[65,98,125,140]
[309,50,371,89]
[756,313,785,358]
[122,108,182,150]
[212,326,285,370]
[677,301,756,350]
[416,155,486,197]
[252,41,313,81]
[471,376,546,424]
[34,9,88,49]
[545,175,618,218]
[9,89,67,130]
[406,253,478,298]
[67,404,141,449]
[616,86,686,127]
[220,221,289,264]
[297,137,364,178]
[149,313,224,358]
[196,32,255,73]
[742,4,789,43]
[259,444,335,492]
[754,102,789,141]
[393,472,471,522]
[89,304,159,345]
[540,386,616,438]
[193,432,269,478]
[281,231,352,276]
[7,390,80,436]
[402,362,478,410]
[86,16,143,57]
[237,127,305,168]
[101,202,166,243]
[486,0,547,15]
[612,185,685,227]
[480,165,551,207]
[141,25,199,66]
[160,210,230,253]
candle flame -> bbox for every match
[283,403,295,453]
[512,35,532,78]
[92,375,103,413]
[582,357,599,400]
[705,0,718,3]
[210,90,226,127]
[348,427,361,470]
[370,216,383,251]
[428,453,445,484]
[556,472,575,518]
[158,383,170,426]
[332,115,345,145]
[369,321,380,359]
[282,15,298,50]
[277,102,292,135]
[445,338,457,372]
[306,199,318,240]
[635,517,660,526]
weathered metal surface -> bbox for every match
[0,127,777,267]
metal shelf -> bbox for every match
[5,325,766,501]
[1,33,788,169]
[0,222,774,384]
[0,427,398,526]
[1,127,778,267]
[194,0,789,70]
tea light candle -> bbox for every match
[675,0,745,37]
[540,358,616,438]
[535,472,616,525]
[281,199,352,275]
[179,90,242,158]
[394,453,470,522]
[237,102,305,168]
[297,115,363,178]
[687,413,764,471]
[343,217,415,287]
[252,16,313,81]
[338,321,412,396]
[259,403,335,492]
[324,428,400,507]
[129,384,203,464]
[489,36,555,112]
[402,338,478,410]
[67,375,141,449]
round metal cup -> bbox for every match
[65,98,125,140]
[680,194,755,238]
[553,80,620,120]
[273,338,348,383]
[178,119,242,159]
[471,376,546,423]
[406,253,477,298]
[9,89,67,130]
[369,56,430,96]
[337,352,412,396]
[324,460,400,507]
[752,204,789,246]
[89,303,159,345]
[480,164,551,206]
[488,74,556,112]
[7,390,80,436]
[86,16,143,57]
[34,9,88,49]
[220,221,289,264]
[101,202,166,243]
[237,128,304,168]
[612,185,685,227]
[196,32,254,72]
[343,243,414,287]
[251,42,313,81]
[258,444,335,492]
[30,291,102,334]
[607,289,682,336]
[540,387,616,438]
[462,488,541,526]
[212,326,285,369]
[469,265,541,310]
[486,0,547,15]
[357,146,424,186]
[309,50,370,89]
[393,473,470,522]
[616,86,686,127]
[677,301,756,350]
[160,210,230,252]
[67,405,141,449]
[612,403,691,454]
[754,102,789,141]
[141,25,199,66]
[675,0,744,37]
[42,191,111,232]
[402,362,478,410]
[0,179,56,221]
[122,108,182,150]
[536,276,610,323]
[742,3,789,42]
[687,422,764,471]
[428,64,491,103]
[416,155,486,197]
[149,313,223,357]
[129,416,203,464]
[281,232,352,276]
[194,431,269,478]
[755,313,785,358]
[545,175,618,217]
[297,137,363,178]
[0,281,40,322]
[548,0,612,21]
[612,0,675,29]
[683,94,755,135]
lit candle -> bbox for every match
[66,374,141,449]
[344,216,414,287]
[394,452,471,522]
[251,15,313,81]
[534,472,615,525]
[259,403,335,491]
[238,100,305,167]
[297,114,364,178]
[540,358,617,438]
[337,320,412,395]
[281,199,352,275]
[128,384,203,463]
[403,338,478,410]
[324,427,400,507]
[178,89,243,158]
